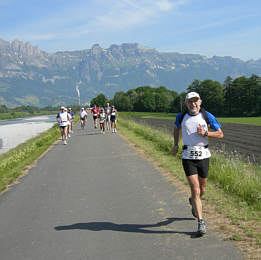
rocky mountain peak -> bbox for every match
[91,44,103,56]
[0,38,260,107]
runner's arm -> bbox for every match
[207,128,223,139]
[173,126,180,155]
[197,125,223,139]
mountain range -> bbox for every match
[0,38,260,107]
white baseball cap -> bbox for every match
[61,106,65,110]
[185,92,200,100]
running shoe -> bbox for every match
[114,129,117,133]
[189,197,198,218]
[64,140,67,145]
[197,219,206,236]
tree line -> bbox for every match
[91,75,261,116]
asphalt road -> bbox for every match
[0,118,243,260]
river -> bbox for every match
[0,115,57,154]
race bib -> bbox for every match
[183,146,210,160]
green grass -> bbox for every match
[119,111,177,120]
[216,117,261,125]
[118,118,261,246]
[119,112,261,125]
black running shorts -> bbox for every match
[182,158,209,178]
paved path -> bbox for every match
[0,118,243,260]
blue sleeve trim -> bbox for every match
[206,111,221,130]
[174,113,182,128]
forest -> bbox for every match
[91,75,261,116]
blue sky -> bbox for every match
[0,0,260,60]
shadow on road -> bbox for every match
[74,131,101,136]
[55,217,197,237]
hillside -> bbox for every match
[0,38,260,106]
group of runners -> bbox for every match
[56,103,118,145]
[56,92,224,237]
[86,103,118,134]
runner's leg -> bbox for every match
[187,174,203,220]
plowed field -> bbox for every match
[131,117,261,165]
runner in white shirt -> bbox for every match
[66,109,72,138]
[56,106,70,145]
[98,107,106,134]
[79,108,87,129]
[173,92,224,236]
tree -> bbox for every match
[223,76,233,115]
[155,93,169,112]
[90,93,106,107]
[187,79,224,115]
[113,92,132,111]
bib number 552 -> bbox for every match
[190,150,202,157]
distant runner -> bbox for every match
[56,106,70,145]
[110,105,118,133]
[66,108,72,138]
[173,92,223,236]
[98,107,106,134]
[91,104,99,129]
[79,107,87,129]
[68,108,75,134]
[105,102,111,131]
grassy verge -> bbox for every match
[0,116,79,193]
[118,118,261,255]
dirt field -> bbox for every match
[131,117,261,165]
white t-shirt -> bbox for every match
[67,113,72,126]
[181,113,210,159]
[174,111,221,160]
[181,113,208,147]
[80,110,87,119]
[99,112,106,123]
[57,112,69,127]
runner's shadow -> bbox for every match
[86,132,103,136]
[55,217,197,237]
